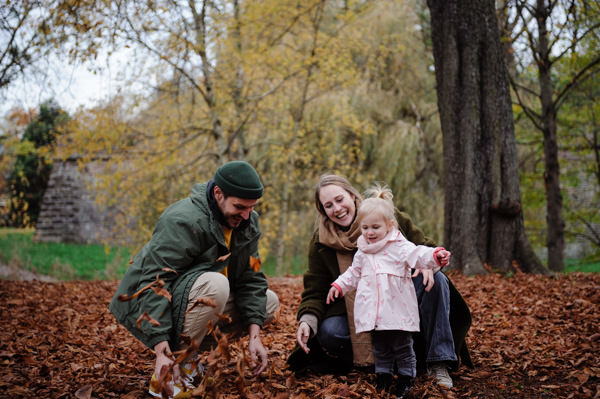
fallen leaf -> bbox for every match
[74,384,92,399]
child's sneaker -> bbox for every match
[395,375,414,399]
[375,372,394,393]
[148,372,195,399]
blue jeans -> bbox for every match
[316,315,351,359]
[318,271,457,366]
[371,330,416,377]
[413,271,457,365]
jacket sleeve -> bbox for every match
[297,231,340,323]
[110,209,205,349]
[394,239,440,271]
[333,254,363,295]
[230,256,268,328]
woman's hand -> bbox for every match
[296,322,311,354]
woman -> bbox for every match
[287,175,472,388]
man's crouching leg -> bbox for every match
[183,272,230,346]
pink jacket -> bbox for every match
[332,228,444,333]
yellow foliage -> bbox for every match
[54,0,444,266]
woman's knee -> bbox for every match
[318,315,350,344]
[433,271,450,291]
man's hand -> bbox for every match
[296,322,311,354]
[412,268,435,292]
[154,341,178,396]
[248,324,268,376]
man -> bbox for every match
[109,161,279,398]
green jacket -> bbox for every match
[109,182,267,350]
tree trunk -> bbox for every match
[535,0,565,272]
[427,0,548,274]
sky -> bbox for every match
[1,51,128,118]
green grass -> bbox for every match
[261,255,306,276]
[564,258,600,273]
[0,228,131,280]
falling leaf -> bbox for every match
[118,274,165,301]
[217,253,232,262]
[136,311,160,328]
[249,256,261,272]
[152,286,172,302]
[217,333,231,361]
[161,267,178,275]
[184,296,217,317]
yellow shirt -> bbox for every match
[221,226,232,277]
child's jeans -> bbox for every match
[371,330,416,377]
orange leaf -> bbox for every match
[216,253,231,262]
[250,256,261,272]
[184,297,217,317]
[152,286,172,302]
[136,312,160,328]
[161,267,178,275]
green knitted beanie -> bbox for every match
[214,161,264,199]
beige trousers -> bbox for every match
[181,272,279,348]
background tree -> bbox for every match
[426,0,547,274]
[7,101,67,227]
[0,107,35,226]
[1,2,43,91]
[352,0,444,239]
[498,0,600,271]
[1,0,104,101]
[58,0,372,256]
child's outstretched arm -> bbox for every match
[326,283,343,304]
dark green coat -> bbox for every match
[109,183,267,350]
[288,211,472,373]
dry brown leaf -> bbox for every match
[136,311,160,328]
[74,384,93,399]
[217,253,232,262]
[184,296,217,317]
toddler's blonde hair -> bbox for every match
[357,183,398,228]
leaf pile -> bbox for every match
[0,272,598,398]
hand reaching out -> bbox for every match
[326,285,342,304]
[436,249,451,266]
[296,322,311,354]
[248,324,268,376]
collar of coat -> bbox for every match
[357,228,403,254]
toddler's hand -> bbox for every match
[326,286,341,304]
[436,249,451,266]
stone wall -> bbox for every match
[34,159,113,244]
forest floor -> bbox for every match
[0,271,598,399]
